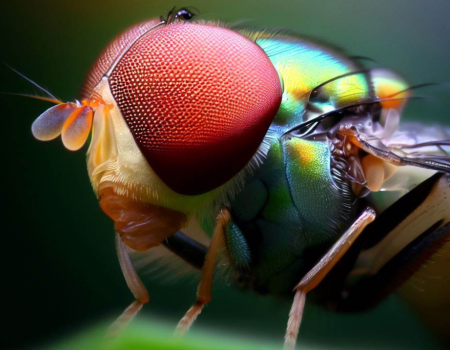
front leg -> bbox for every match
[176,208,231,335]
[99,185,188,337]
[107,232,150,338]
[284,207,376,349]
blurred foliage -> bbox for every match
[42,320,284,350]
[1,0,450,349]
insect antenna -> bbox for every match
[0,92,62,105]
[310,69,373,94]
[3,63,60,101]
[160,6,176,24]
[283,95,426,138]
[389,82,450,98]
[348,56,378,63]
[308,69,445,107]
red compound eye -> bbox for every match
[109,23,282,195]
[81,19,161,99]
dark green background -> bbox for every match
[1,1,450,349]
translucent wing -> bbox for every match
[331,120,450,194]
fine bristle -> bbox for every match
[4,63,59,101]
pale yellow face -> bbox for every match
[87,77,231,217]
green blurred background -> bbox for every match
[1,0,450,349]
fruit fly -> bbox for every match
[26,7,450,349]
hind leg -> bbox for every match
[284,207,376,349]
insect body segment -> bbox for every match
[241,32,370,130]
[370,68,411,112]
[99,186,187,252]
[225,135,356,295]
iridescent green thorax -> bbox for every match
[244,32,371,132]
[229,137,355,294]
[222,31,366,293]
[283,138,351,239]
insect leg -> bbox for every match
[176,208,231,335]
[336,221,450,312]
[107,232,150,338]
[284,207,376,350]
[336,173,450,312]
[163,231,207,270]
[98,186,188,337]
